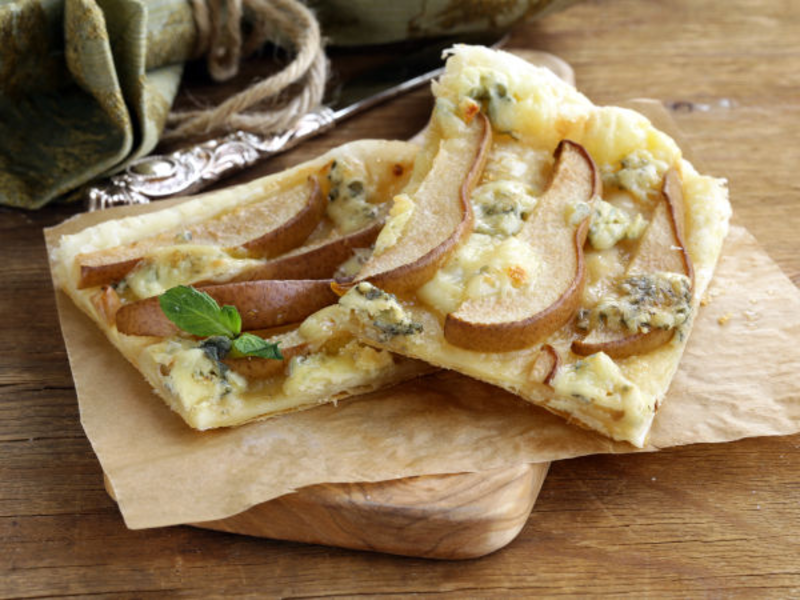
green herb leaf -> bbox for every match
[159,285,242,338]
[159,286,282,362]
[231,333,283,360]
[219,304,242,337]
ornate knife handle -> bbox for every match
[85,107,337,211]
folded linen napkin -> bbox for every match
[0,0,575,209]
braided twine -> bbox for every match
[164,0,327,142]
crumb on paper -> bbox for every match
[701,287,722,307]
[743,310,761,323]
[717,312,733,326]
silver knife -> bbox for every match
[86,32,506,211]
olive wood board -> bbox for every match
[105,463,549,559]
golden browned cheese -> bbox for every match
[335,45,731,447]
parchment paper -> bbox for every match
[47,222,800,528]
[44,96,800,529]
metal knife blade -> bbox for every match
[329,31,506,121]
[86,31,507,210]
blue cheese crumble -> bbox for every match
[340,282,423,342]
[471,180,538,237]
[124,245,259,299]
[147,339,248,412]
[602,149,669,202]
[327,157,379,233]
[579,272,692,334]
[588,198,648,250]
[550,352,654,446]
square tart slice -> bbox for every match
[333,45,731,447]
[51,140,434,430]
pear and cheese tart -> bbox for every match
[51,140,433,430]
[335,45,731,447]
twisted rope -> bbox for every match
[163,0,327,142]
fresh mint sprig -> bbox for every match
[230,332,283,360]
[159,285,283,361]
[159,285,241,338]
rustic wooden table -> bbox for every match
[3,0,799,596]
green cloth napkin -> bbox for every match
[0,0,194,208]
[0,0,575,209]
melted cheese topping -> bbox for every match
[125,245,260,299]
[418,234,540,315]
[327,155,380,233]
[147,340,248,412]
[339,283,423,341]
[335,45,731,447]
[373,193,414,256]
[590,272,693,334]
[472,180,538,237]
[334,248,372,281]
[551,352,654,446]
[588,198,647,250]
[482,140,551,190]
[415,133,549,315]
[298,305,351,347]
[437,47,683,171]
[283,340,394,397]
[583,247,625,306]
[603,149,669,202]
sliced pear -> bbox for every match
[572,168,694,359]
[529,344,561,386]
[339,112,492,295]
[79,258,143,290]
[572,326,676,359]
[222,330,309,379]
[222,344,308,379]
[90,285,122,326]
[237,175,326,258]
[444,140,600,352]
[227,221,382,283]
[77,173,326,289]
[115,280,338,337]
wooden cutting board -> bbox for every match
[195,463,549,559]
[105,463,548,559]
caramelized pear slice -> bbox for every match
[79,259,142,290]
[340,113,492,295]
[572,327,676,360]
[444,140,600,352]
[227,221,382,283]
[115,280,338,337]
[237,176,326,258]
[77,174,325,289]
[529,344,561,386]
[223,343,308,379]
[223,330,309,379]
[90,285,122,326]
[572,168,694,359]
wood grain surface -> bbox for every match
[193,464,549,560]
[2,0,800,597]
